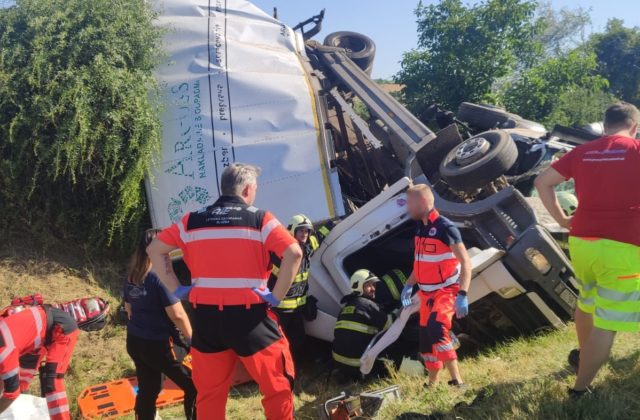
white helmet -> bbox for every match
[350,269,379,295]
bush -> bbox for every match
[0,0,163,249]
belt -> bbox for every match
[418,272,459,292]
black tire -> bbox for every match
[458,102,514,131]
[324,31,376,75]
[440,130,518,192]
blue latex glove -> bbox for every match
[252,288,281,307]
[455,293,469,319]
[400,284,413,308]
[174,285,193,300]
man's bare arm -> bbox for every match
[146,238,181,292]
[451,242,472,293]
[270,243,303,302]
[534,167,572,229]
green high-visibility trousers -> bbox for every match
[570,236,640,332]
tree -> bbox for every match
[534,2,591,57]
[543,87,617,127]
[501,49,610,124]
[0,0,163,248]
[396,0,540,113]
[590,19,640,106]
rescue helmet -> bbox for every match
[556,191,578,216]
[350,269,379,295]
[288,214,314,236]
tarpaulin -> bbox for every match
[147,0,342,228]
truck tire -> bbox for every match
[324,31,376,75]
[440,130,518,192]
[458,102,514,131]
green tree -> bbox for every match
[543,87,617,127]
[0,0,163,248]
[590,19,640,106]
[396,0,540,113]
[502,49,609,123]
[534,2,591,57]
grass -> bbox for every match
[1,237,638,419]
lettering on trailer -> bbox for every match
[208,0,235,180]
[165,79,212,223]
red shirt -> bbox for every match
[552,135,640,246]
[158,196,296,306]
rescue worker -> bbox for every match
[332,269,395,379]
[124,229,196,420]
[147,163,302,420]
[535,102,640,398]
[0,298,79,419]
[400,183,472,388]
[375,268,410,309]
[267,214,319,364]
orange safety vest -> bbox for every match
[413,210,461,291]
[158,196,296,307]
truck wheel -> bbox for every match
[458,102,514,131]
[440,130,518,192]
[324,31,376,75]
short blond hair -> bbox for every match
[407,183,434,205]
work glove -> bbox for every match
[174,285,193,300]
[400,284,414,308]
[455,293,469,319]
[303,295,318,321]
[252,288,281,307]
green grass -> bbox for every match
[2,238,638,419]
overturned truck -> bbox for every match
[148,0,579,349]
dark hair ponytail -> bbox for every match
[127,229,160,286]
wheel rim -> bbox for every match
[454,136,491,166]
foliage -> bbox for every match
[396,0,541,113]
[543,87,618,128]
[0,0,164,249]
[501,49,609,123]
[590,19,640,106]
[534,2,591,57]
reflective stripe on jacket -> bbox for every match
[413,210,461,290]
[332,294,391,368]
[269,236,318,311]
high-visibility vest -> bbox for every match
[269,236,319,311]
[413,210,461,291]
[157,196,296,307]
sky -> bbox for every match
[251,0,640,79]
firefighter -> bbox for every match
[400,183,472,388]
[0,299,79,420]
[147,163,303,420]
[332,269,395,379]
[375,268,410,310]
[267,214,318,365]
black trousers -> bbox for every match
[126,334,197,420]
[274,308,306,365]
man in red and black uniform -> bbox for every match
[147,163,302,420]
[400,184,472,388]
[0,301,79,419]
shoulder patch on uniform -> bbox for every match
[246,206,259,213]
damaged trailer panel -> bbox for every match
[147,0,344,229]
